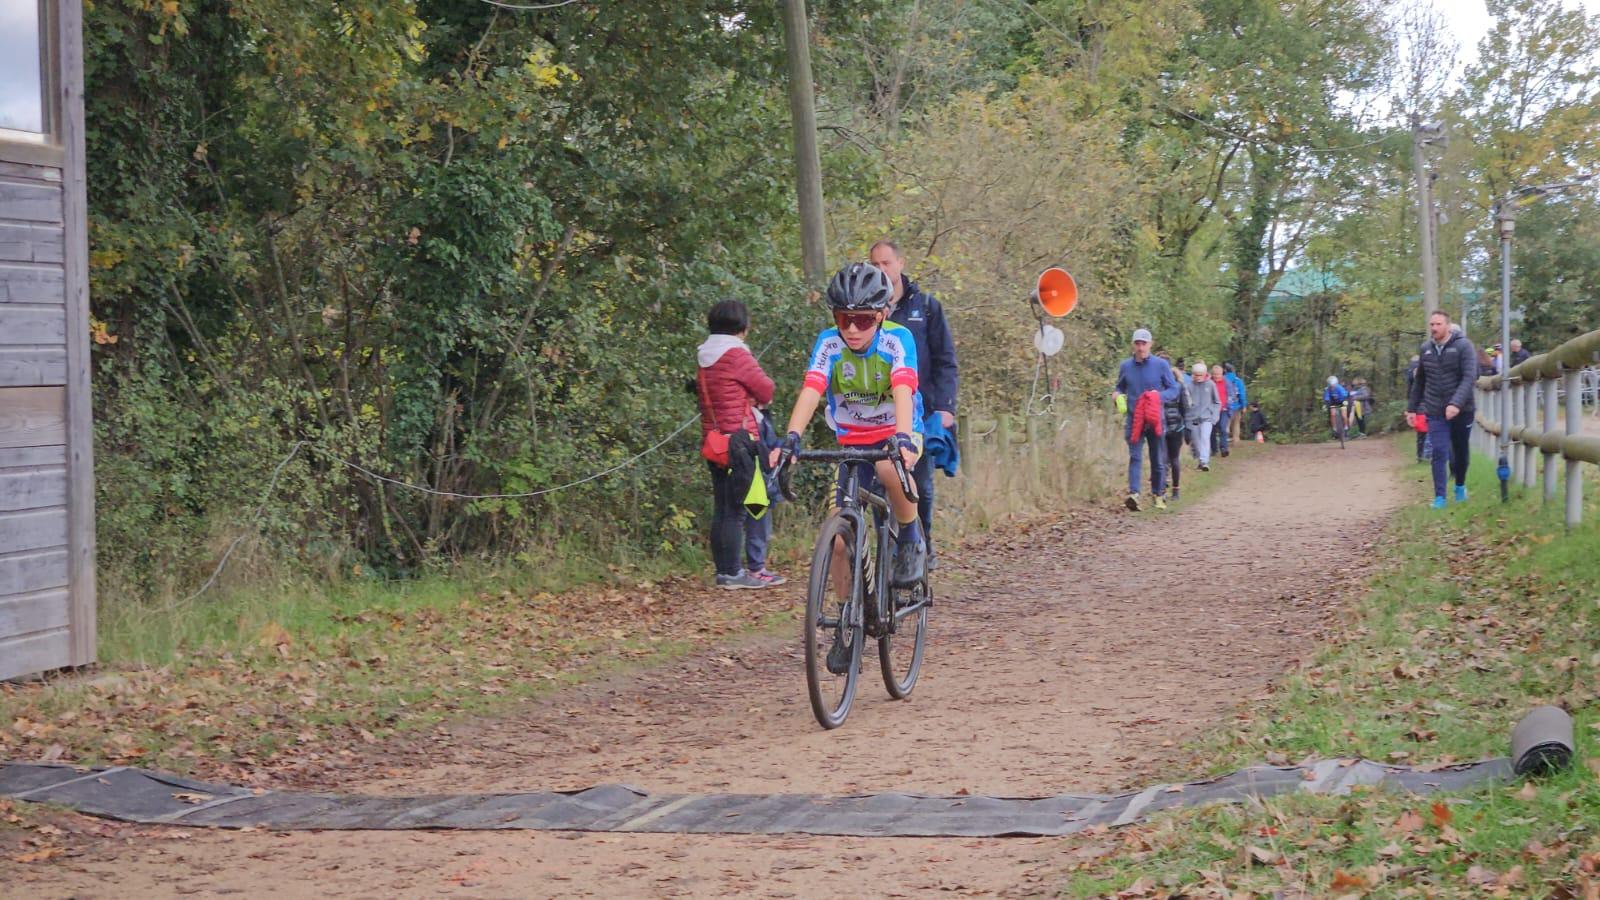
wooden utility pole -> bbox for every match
[1411,118,1442,316]
[780,0,827,284]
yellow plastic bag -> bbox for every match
[743,468,769,519]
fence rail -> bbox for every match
[1473,328,1600,527]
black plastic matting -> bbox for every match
[0,758,1514,837]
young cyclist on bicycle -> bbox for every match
[776,262,926,588]
[1324,376,1350,436]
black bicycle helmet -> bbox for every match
[825,262,893,311]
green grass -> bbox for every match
[97,533,713,668]
[1059,438,1600,897]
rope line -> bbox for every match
[178,442,308,604]
[178,338,786,601]
[475,0,581,10]
[307,419,697,501]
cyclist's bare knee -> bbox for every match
[873,459,918,522]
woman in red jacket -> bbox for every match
[696,300,775,589]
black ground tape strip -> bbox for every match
[0,759,1514,837]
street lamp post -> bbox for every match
[1492,175,1595,503]
[1495,199,1514,502]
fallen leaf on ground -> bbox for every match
[1394,809,1424,834]
[1330,869,1367,890]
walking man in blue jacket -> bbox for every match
[871,240,958,569]
[1114,328,1180,511]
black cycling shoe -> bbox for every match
[891,537,926,588]
[825,630,852,675]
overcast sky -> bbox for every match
[1443,0,1600,73]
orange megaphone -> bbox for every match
[1035,267,1078,317]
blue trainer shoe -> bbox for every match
[1454,485,1468,503]
[1431,496,1447,510]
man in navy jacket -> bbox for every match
[1408,311,1477,508]
[871,240,958,568]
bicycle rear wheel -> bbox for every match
[879,581,928,699]
[804,512,864,729]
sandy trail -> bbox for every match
[7,440,1407,898]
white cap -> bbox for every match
[1192,362,1207,375]
[1131,328,1153,343]
[1328,375,1339,386]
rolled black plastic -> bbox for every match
[1511,705,1574,777]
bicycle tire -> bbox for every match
[879,580,928,699]
[804,512,864,729]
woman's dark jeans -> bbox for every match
[708,462,744,576]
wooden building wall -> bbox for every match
[1,0,95,680]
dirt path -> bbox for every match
[8,440,1407,898]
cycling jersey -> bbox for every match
[803,321,923,445]
[1324,385,1349,407]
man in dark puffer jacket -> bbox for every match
[1407,311,1477,508]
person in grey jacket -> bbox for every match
[1186,361,1222,471]
[1407,311,1477,507]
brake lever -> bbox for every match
[777,455,798,502]
[891,451,919,504]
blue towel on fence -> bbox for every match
[923,413,960,477]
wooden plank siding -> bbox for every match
[0,222,66,264]
[0,180,63,224]
[0,170,69,394]
[0,589,71,636]
[0,468,67,511]
[0,0,94,678]
[0,349,67,385]
[0,629,72,682]
[0,263,67,303]
[0,387,66,448]
[0,548,69,596]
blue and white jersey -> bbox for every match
[802,322,922,445]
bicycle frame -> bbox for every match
[785,448,927,634]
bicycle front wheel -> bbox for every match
[804,512,864,729]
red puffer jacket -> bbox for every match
[697,335,774,438]
[1130,389,1165,443]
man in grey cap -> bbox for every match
[1114,328,1180,511]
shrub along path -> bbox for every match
[3,440,1406,897]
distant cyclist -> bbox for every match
[1323,376,1350,437]
[776,263,926,588]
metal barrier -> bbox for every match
[1473,331,1600,527]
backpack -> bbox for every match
[1163,383,1188,432]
